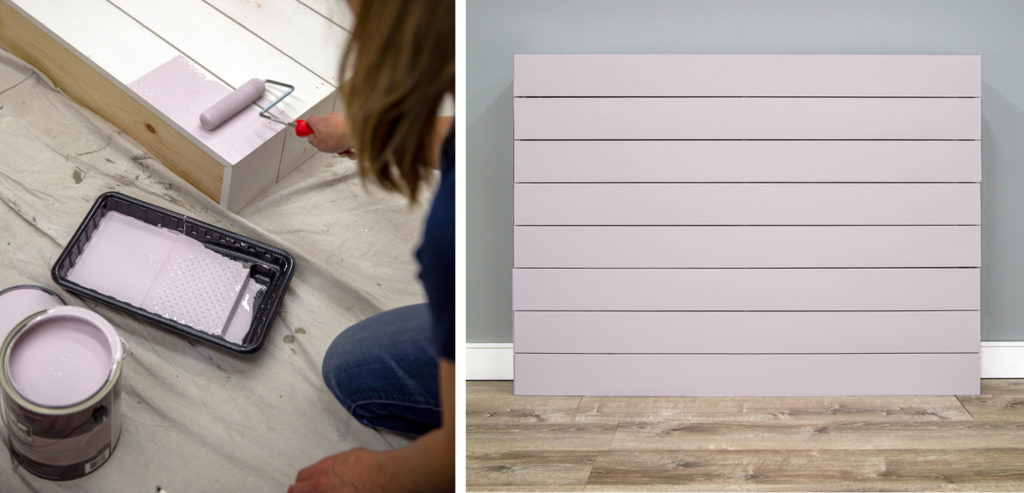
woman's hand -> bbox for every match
[305,113,354,154]
[288,448,388,493]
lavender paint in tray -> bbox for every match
[66,211,262,343]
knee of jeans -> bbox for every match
[321,330,355,392]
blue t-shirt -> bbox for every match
[416,131,455,361]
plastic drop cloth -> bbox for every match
[0,47,429,492]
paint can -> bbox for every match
[0,284,66,342]
[1,305,126,480]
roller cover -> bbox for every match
[199,78,265,130]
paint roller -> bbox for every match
[199,79,314,136]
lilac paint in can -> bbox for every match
[1,306,126,480]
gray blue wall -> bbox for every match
[467,0,1024,343]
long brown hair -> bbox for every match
[340,0,455,202]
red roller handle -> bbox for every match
[295,119,314,137]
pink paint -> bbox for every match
[128,55,289,165]
[6,307,123,407]
[66,211,179,307]
[0,285,65,343]
[67,211,251,337]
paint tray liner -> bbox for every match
[52,192,295,354]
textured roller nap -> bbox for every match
[199,77,265,130]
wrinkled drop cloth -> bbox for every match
[0,46,428,492]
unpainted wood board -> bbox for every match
[514,311,980,354]
[513,140,982,183]
[513,269,980,311]
[204,0,350,85]
[514,97,981,140]
[514,54,981,97]
[584,449,1024,492]
[467,451,598,491]
[513,183,981,226]
[514,353,980,396]
[0,0,224,201]
[109,0,332,118]
[514,226,980,268]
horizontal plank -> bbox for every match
[0,1,227,202]
[575,391,973,423]
[585,449,1024,492]
[514,97,980,140]
[514,184,980,225]
[6,0,180,84]
[512,269,979,311]
[514,226,980,268]
[514,311,979,354]
[607,420,1024,452]
[514,54,981,97]
[468,421,619,454]
[467,451,597,491]
[298,0,355,31]
[513,140,981,183]
[205,0,350,85]
[108,0,333,118]
[514,354,980,396]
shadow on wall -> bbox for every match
[467,82,515,343]
[980,81,1024,340]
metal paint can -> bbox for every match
[1,305,126,480]
[0,284,66,342]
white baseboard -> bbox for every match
[466,343,514,380]
[980,342,1024,378]
[466,342,1024,380]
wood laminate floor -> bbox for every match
[466,380,1024,492]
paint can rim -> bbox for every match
[1,306,125,414]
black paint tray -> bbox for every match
[51,192,295,354]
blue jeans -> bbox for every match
[321,303,441,436]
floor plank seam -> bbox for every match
[955,395,976,419]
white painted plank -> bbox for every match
[514,226,980,268]
[514,184,980,225]
[205,0,350,85]
[514,353,980,396]
[297,0,355,31]
[221,130,286,211]
[5,0,253,169]
[514,140,981,183]
[278,93,336,181]
[514,97,980,140]
[514,54,981,97]
[109,0,333,118]
[514,311,980,354]
[6,0,180,84]
[512,268,980,311]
